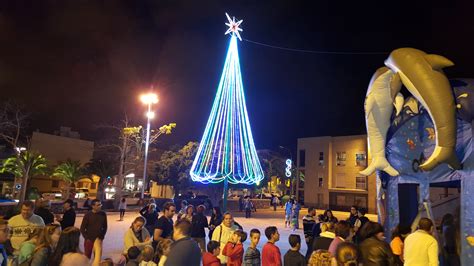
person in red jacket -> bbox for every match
[262,226,282,266]
[203,240,222,266]
[223,230,247,266]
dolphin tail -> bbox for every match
[359,157,399,177]
[420,146,461,171]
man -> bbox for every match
[404,218,439,266]
[0,220,10,266]
[34,199,54,225]
[262,226,282,266]
[80,199,107,259]
[165,219,201,266]
[302,207,316,250]
[211,212,239,264]
[353,208,369,244]
[8,201,45,253]
[346,206,358,228]
[153,202,176,249]
[56,199,76,229]
[271,195,280,211]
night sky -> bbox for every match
[1,1,474,152]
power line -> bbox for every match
[243,38,388,55]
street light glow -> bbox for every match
[140,93,158,104]
[146,111,155,119]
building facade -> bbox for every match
[297,135,377,213]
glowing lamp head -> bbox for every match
[140,93,158,104]
[146,111,155,119]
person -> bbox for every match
[346,206,358,228]
[49,227,86,266]
[126,246,141,266]
[302,207,316,250]
[243,229,261,266]
[328,221,351,256]
[0,219,10,266]
[140,245,157,266]
[83,197,92,210]
[323,210,338,223]
[30,223,61,266]
[271,195,280,211]
[211,212,239,265]
[358,221,395,266]
[123,217,152,254]
[334,242,359,266]
[390,224,411,265]
[244,197,254,219]
[176,200,188,221]
[181,205,194,222]
[119,197,127,221]
[202,240,221,266]
[283,234,305,266]
[35,199,54,225]
[153,202,175,250]
[209,207,223,241]
[80,198,108,259]
[262,226,282,266]
[307,249,332,266]
[353,208,369,244]
[56,199,76,229]
[404,217,439,266]
[60,252,91,266]
[292,200,301,229]
[18,227,41,265]
[440,213,460,266]
[306,222,335,261]
[311,214,325,240]
[156,239,172,266]
[8,200,45,253]
[284,199,294,228]
[140,203,159,235]
[223,229,246,266]
[164,219,202,266]
[191,205,209,252]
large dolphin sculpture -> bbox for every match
[385,48,461,171]
[360,67,403,177]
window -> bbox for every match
[335,173,346,188]
[298,171,305,188]
[356,152,367,167]
[90,183,97,189]
[52,180,59,188]
[318,176,324,188]
[336,152,346,166]
[317,194,324,206]
[356,176,367,190]
[299,150,306,167]
[319,152,324,166]
[354,196,367,208]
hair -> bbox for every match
[121,198,126,202]
[265,226,278,240]
[418,218,434,232]
[359,221,384,241]
[335,242,359,266]
[207,240,220,253]
[350,205,358,210]
[196,205,206,213]
[174,219,192,236]
[223,211,232,218]
[317,214,325,222]
[141,245,154,262]
[185,205,194,214]
[308,207,315,213]
[127,246,140,260]
[148,203,156,210]
[49,227,81,266]
[131,216,147,228]
[99,258,114,266]
[288,234,301,248]
[37,224,61,251]
[91,199,101,206]
[250,228,261,237]
[22,200,35,209]
[308,249,332,266]
[391,224,411,240]
[234,230,247,242]
[335,221,351,239]
[324,209,333,218]
[163,202,176,211]
[156,238,173,259]
[64,199,74,206]
[212,207,222,218]
[441,213,454,227]
[358,208,367,216]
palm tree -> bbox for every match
[53,159,86,199]
[0,151,48,202]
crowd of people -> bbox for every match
[0,198,460,266]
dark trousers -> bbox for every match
[273,203,277,211]
[120,209,125,219]
[245,208,251,218]
[84,239,94,258]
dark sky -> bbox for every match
[1,1,474,152]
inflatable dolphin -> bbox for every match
[360,67,403,177]
[385,48,461,171]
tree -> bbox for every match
[83,157,118,201]
[0,101,29,148]
[53,159,86,199]
[154,141,198,195]
[0,151,48,201]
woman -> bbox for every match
[30,224,62,266]
[181,205,194,222]
[323,209,338,223]
[334,242,359,266]
[191,205,209,252]
[390,224,411,265]
[123,217,152,254]
[140,203,159,235]
[358,221,395,266]
[49,227,87,266]
[208,207,223,241]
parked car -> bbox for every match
[74,188,89,199]
[42,191,63,200]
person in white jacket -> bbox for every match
[123,216,152,254]
[211,212,239,264]
[404,218,439,266]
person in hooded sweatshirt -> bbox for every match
[284,234,305,266]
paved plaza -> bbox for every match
[73,207,377,263]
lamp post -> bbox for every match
[140,93,158,199]
[278,145,294,196]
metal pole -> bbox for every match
[222,176,229,212]
[141,103,152,199]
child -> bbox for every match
[18,228,42,265]
[156,239,172,266]
[283,234,305,266]
[139,245,157,266]
[126,246,140,266]
[203,240,221,266]
[262,226,282,266]
[223,230,247,266]
[290,205,298,231]
[243,229,261,266]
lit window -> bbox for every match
[336,152,346,166]
[356,152,367,167]
[356,176,367,190]
[319,152,324,166]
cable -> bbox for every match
[243,38,388,55]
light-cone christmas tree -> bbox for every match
[190,14,264,210]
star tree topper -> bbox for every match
[225,13,243,41]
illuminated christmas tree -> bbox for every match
[190,14,264,208]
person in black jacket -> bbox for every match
[284,234,306,266]
[306,222,335,260]
[56,199,76,229]
[191,205,209,252]
[208,207,223,241]
[139,203,158,235]
[35,199,55,225]
[165,219,201,266]
[358,221,395,266]
[80,199,107,259]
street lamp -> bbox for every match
[278,145,294,196]
[140,93,158,199]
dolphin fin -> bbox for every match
[420,146,461,171]
[359,157,399,177]
[394,92,404,116]
[424,54,454,70]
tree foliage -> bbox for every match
[52,159,85,184]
